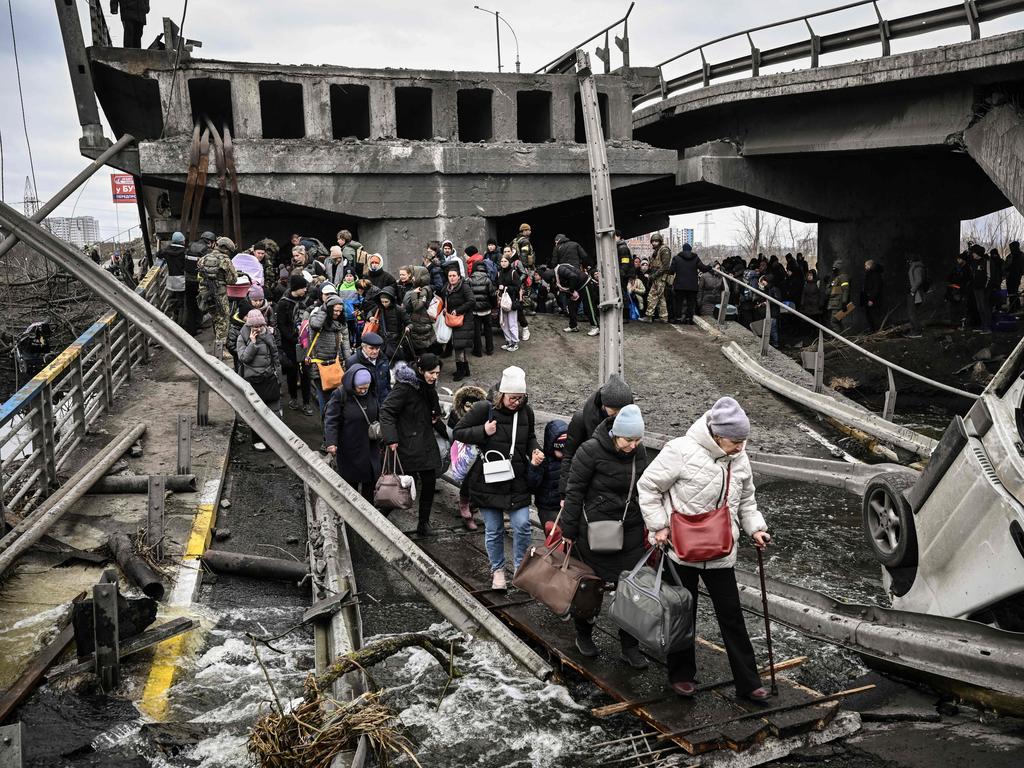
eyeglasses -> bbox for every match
[505,394,525,402]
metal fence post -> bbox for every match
[100,325,115,407]
[813,328,825,394]
[34,384,59,490]
[147,475,165,560]
[119,316,132,383]
[760,301,772,356]
[717,284,729,328]
[176,415,192,475]
[196,379,210,426]
[93,570,120,692]
[139,320,150,364]
[882,367,898,421]
[71,354,88,438]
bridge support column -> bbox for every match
[359,217,492,271]
[965,103,1024,216]
[818,215,959,332]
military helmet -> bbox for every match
[216,236,236,253]
[650,232,664,244]
[200,231,215,242]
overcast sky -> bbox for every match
[0,0,1021,246]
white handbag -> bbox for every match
[499,288,513,313]
[482,410,518,484]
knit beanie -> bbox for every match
[499,366,527,394]
[600,374,633,409]
[289,273,307,291]
[320,283,338,297]
[353,368,372,387]
[611,404,644,439]
[247,284,264,301]
[171,231,185,245]
[245,309,267,327]
[708,397,750,441]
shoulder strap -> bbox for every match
[717,462,732,506]
[620,458,637,521]
[508,410,519,459]
[355,396,372,425]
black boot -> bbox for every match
[462,360,471,381]
[452,360,466,382]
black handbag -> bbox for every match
[247,371,280,405]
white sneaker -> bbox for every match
[500,343,511,351]
[564,326,580,333]
[522,327,531,341]
[507,343,519,352]
[587,327,600,337]
[491,570,507,590]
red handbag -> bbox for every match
[669,464,734,562]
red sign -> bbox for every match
[111,173,137,204]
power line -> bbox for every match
[7,0,38,202]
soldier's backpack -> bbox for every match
[198,251,223,293]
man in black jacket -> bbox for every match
[860,260,885,332]
[110,0,148,48]
[1007,241,1023,312]
[615,231,635,324]
[559,374,634,499]
[183,231,214,335]
[158,232,187,327]
[553,234,592,271]
[542,264,598,335]
[670,243,707,324]
[276,273,312,415]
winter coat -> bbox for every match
[697,270,725,315]
[379,362,443,472]
[671,251,705,291]
[860,264,885,308]
[496,266,522,311]
[375,286,407,358]
[447,385,488,431]
[403,267,436,353]
[650,245,673,279]
[616,240,634,280]
[1007,247,1024,284]
[308,297,350,364]
[826,272,851,312]
[344,349,391,408]
[228,298,275,353]
[367,267,396,291]
[800,280,822,316]
[454,399,541,512]
[323,364,382,486]
[560,388,614,497]
[780,271,804,305]
[637,412,766,569]
[111,0,149,23]
[469,263,496,313]
[159,243,186,292]
[323,258,348,286]
[553,237,590,271]
[236,327,280,381]
[527,418,567,513]
[560,419,649,582]
[424,257,445,294]
[443,276,476,351]
[275,293,307,349]
[551,263,589,294]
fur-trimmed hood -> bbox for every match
[453,385,487,417]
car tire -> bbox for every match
[862,472,919,569]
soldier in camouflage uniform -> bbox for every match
[826,260,851,333]
[198,236,238,347]
[642,232,673,322]
[512,223,535,268]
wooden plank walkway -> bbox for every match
[415,528,841,756]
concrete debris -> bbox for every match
[974,346,993,361]
[213,528,231,541]
[219,499,231,509]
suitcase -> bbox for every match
[512,542,604,621]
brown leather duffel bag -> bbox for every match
[512,541,604,621]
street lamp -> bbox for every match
[473,5,520,73]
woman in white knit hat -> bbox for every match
[453,366,544,590]
[637,396,773,703]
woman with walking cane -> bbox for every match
[637,397,774,703]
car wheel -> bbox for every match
[862,472,919,569]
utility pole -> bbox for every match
[575,49,623,385]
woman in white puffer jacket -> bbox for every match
[638,397,773,703]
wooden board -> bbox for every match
[418,530,839,755]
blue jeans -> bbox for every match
[480,506,531,573]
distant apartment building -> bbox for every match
[625,227,695,261]
[45,216,100,248]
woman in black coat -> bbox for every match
[375,285,407,361]
[323,364,381,502]
[559,405,649,668]
[443,264,476,382]
[379,354,444,536]
[453,365,543,590]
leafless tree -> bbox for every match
[961,207,1024,253]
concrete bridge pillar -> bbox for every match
[817,216,959,331]
[359,217,492,271]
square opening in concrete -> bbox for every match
[517,91,552,143]
[330,84,370,139]
[574,92,610,142]
[395,87,433,140]
[457,89,493,142]
[259,81,305,139]
[188,78,234,134]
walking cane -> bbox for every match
[756,545,779,696]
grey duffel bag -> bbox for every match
[608,550,694,655]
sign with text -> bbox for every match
[110,173,137,204]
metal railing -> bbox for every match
[0,265,167,514]
[636,0,1024,106]
[535,2,635,74]
[711,268,978,423]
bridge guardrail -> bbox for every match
[635,0,1024,107]
[0,265,167,514]
[710,267,978,425]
